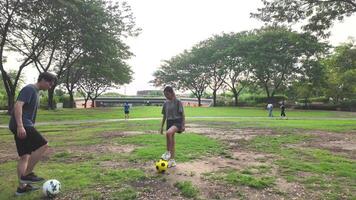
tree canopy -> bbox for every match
[252,0,356,37]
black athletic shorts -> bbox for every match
[10,127,48,157]
[124,111,129,114]
[166,118,183,133]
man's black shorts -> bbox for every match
[166,118,183,133]
[124,111,129,114]
[11,127,48,157]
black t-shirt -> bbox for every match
[162,98,184,120]
[9,84,39,130]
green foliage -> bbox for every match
[102,92,124,97]
[241,94,287,105]
[322,42,356,103]
[252,0,356,37]
[242,26,327,99]
[309,96,329,103]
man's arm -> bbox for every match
[14,101,26,139]
[160,115,166,134]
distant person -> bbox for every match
[124,102,130,120]
[160,86,185,168]
[280,102,286,118]
[9,72,57,196]
[267,103,273,117]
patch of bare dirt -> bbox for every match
[0,142,18,164]
[136,151,298,200]
[187,125,278,141]
[134,178,187,200]
[294,130,356,159]
[163,124,319,199]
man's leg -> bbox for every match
[25,144,48,175]
[166,126,178,159]
[18,155,30,188]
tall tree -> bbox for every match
[322,42,356,103]
[62,64,84,108]
[32,0,139,109]
[242,26,327,102]
[153,49,210,106]
[213,32,250,106]
[191,39,227,107]
[251,0,356,37]
[78,55,132,107]
[0,0,58,113]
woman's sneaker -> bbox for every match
[168,159,176,168]
[15,184,39,196]
[161,151,171,161]
[20,172,45,184]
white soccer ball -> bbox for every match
[43,179,61,197]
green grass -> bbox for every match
[1,106,356,124]
[0,106,355,199]
[0,160,145,199]
[204,169,275,189]
[191,118,356,132]
[1,107,356,133]
[111,187,137,200]
[116,133,226,162]
[247,134,356,199]
[0,118,226,199]
[174,181,199,198]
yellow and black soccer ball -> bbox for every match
[155,159,168,173]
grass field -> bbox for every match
[0,106,355,199]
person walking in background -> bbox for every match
[124,102,130,120]
[280,102,287,118]
[267,103,273,117]
[160,86,185,168]
[9,72,57,196]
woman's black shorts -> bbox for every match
[166,118,183,133]
[11,127,48,157]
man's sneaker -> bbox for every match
[168,159,176,168]
[161,151,171,161]
[15,184,39,196]
[20,172,45,184]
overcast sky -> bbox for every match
[7,0,356,95]
[120,0,356,95]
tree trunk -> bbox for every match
[198,96,202,107]
[213,90,217,107]
[304,97,308,109]
[232,88,238,107]
[47,87,55,110]
[91,99,95,108]
[6,93,15,115]
[83,99,88,108]
[69,92,75,108]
